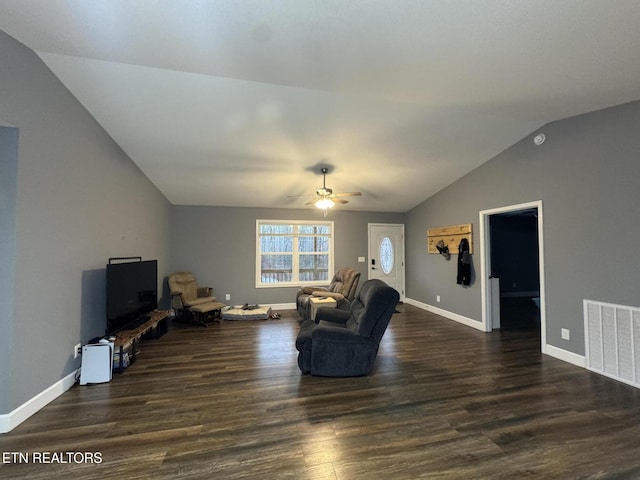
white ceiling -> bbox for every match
[2,1,640,212]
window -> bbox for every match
[379,236,394,274]
[256,220,334,287]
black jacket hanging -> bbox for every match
[456,238,471,286]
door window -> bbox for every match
[379,236,394,274]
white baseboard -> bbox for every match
[405,298,588,372]
[265,302,295,311]
[404,297,485,332]
[544,343,586,368]
[0,369,78,434]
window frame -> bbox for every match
[255,219,334,288]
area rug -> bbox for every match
[221,305,271,320]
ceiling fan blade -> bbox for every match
[333,198,348,204]
[304,198,321,205]
[331,192,362,198]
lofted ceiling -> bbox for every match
[1,1,640,212]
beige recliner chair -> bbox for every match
[296,266,361,322]
[168,272,216,318]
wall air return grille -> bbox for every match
[584,299,640,389]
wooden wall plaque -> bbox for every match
[427,224,472,254]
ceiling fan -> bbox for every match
[289,167,362,215]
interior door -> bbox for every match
[368,223,404,300]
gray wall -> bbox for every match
[0,126,19,413]
[170,206,404,305]
[406,100,640,355]
[0,31,171,413]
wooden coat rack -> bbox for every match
[427,224,472,254]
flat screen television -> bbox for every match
[106,259,158,335]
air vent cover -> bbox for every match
[584,299,640,388]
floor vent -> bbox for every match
[584,299,640,389]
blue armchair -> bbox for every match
[295,279,399,377]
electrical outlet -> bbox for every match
[74,343,82,359]
[225,293,231,301]
[436,295,441,303]
[561,328,570,341]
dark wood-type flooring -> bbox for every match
[2,304,640,479]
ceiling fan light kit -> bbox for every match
[315,197,335,209]
[289,167,362,216]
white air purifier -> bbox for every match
[80,342,113,385]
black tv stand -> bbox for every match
[112,310,169,373]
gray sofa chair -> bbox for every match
[295,279,399,377]
[296,266,361,322]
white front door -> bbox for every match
[368,223,405,300]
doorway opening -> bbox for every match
[480,201,547,353]
[491,209,540,329]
